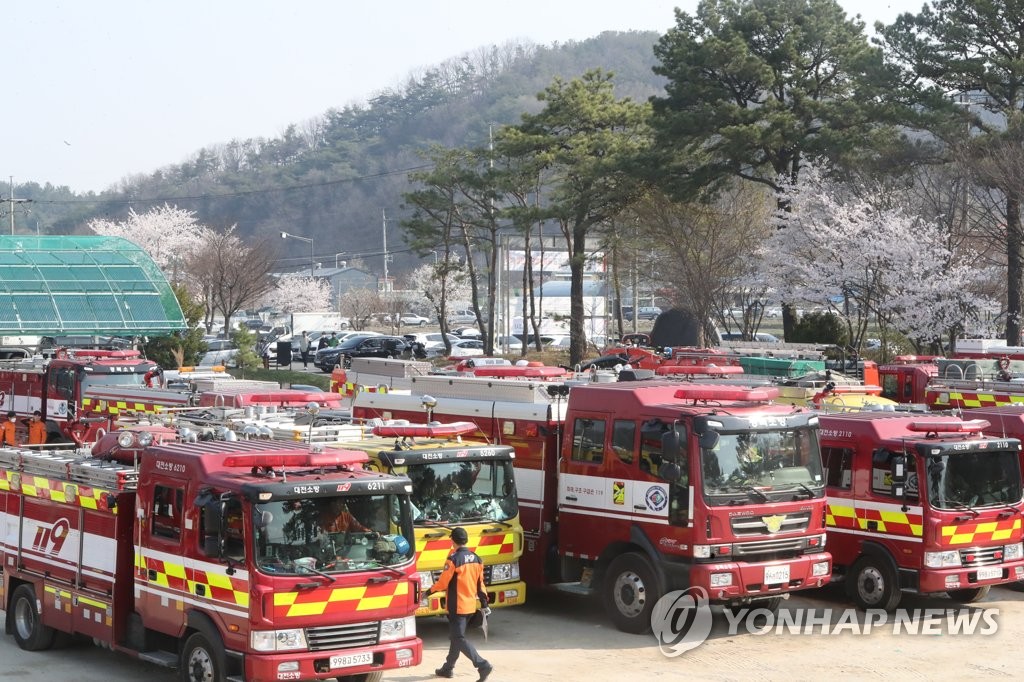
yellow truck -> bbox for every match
[327,422,526,616]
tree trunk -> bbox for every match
[569,224,588,367]
[1007,194,1023,346]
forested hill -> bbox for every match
[23,31,666,275]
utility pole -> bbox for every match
[382,209,389,291]
[5,177,33,235]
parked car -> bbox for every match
[453,327,481,338]
[448,339,486,357]
[314,334,409,372]
[399,313,430,326]
[199,348,240,368]
[446,309,477,326]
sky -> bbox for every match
[7,0,925,195]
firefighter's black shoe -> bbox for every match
[435,668,454,678]
[478,663,493,681]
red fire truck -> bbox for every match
[819,412,1024,610]
[352,376,831,633]
[0,430,422,681]
[0,349,193,444]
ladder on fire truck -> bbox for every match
[0,446,138,491]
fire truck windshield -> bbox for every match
[252,494,416,575]
[405,460,518,524]
[81,373,147,390]
[700,428,824,504]
[925,450,1023,510]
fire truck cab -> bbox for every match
[326,421,526,617]
[353,377,832,633]
[0,434,422,682]
[819,412,1024,610]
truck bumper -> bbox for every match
[418,580,527,616]
[690,552,832,602]
[243,638,421,682]
[919,559,1024,594]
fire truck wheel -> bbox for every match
[336,673,383,682]
[10,584,56,651]
[181,630,225,682]
[849,555,901,611]
[603,552,659,634]
[946,586,991,604]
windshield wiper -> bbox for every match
[296,564,336,583]
[367,564,406,579]
[484,520,513,530]
[997,502,1021,520]
[741,485,769,502]
[948,500,980,521]
[792,483,817,500]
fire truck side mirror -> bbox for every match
[659,461,683,484]
[661,431,682,462]
[890,453,907,498]
[697,430,719,452]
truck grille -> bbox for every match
[730,511,811,536]
[306,621,379,651]
[960,547,1004,567]
[732,538,807,557]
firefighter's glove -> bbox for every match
[481,607,492,616]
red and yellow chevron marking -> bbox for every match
[135,553,249,607]
[0,471,117,513]
[826,502,923,537]
[82,397,167,416]
[337,382,388,398]
[940,518,1022,546]
[927,390,1024,409]
[272,580,410,618]
[415,532,517,570]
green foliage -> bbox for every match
[791,311,847,345]
[230,327,263,371]
[650,0,908,197]
[142,283,208,368]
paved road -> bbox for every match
[2,583,1021,681]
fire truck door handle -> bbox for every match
[633,505,647,511]
[194,584,206,597]
[565,495,578,502]
[148,569,157,580]
[866,520,878,531]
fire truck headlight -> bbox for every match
[1004,542,1024,561]
[250,628,308,652]
[116,431,137,448]
[380,616,416,643]
[136,431,155,447]
[812,561,830,577]
[709,572,733,587]
[923,550,961,569]
[693,545,712,559]
[418,571,434,590]
[489,562,520,584]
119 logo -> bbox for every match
[32,518,70,555]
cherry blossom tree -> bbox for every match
[87,204,205,274]
[759,165,994,351]
[408,261,470,353]
[261,274,332,314]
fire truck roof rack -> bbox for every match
[0,446,138,490]
[908,419,990,434]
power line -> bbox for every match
[26,163,435,208]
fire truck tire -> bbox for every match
[181,631,226,682]
[603,552,659,634]
[336,673,383,682]
[849,555,902,611]
[946,586,991,603]
[10,584,56,651]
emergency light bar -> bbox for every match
[221,450,369,468]
[69,349,143,360]
[673,385,780,402]
[655,365,745,376]
[372,421,479,438]
[907,419,990,433]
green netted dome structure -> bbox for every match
[0,235,186,336]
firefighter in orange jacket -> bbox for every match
[1,411,17,446]
[426,526,492,682]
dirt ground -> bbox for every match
[1,583,1020,681]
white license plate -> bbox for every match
[764,564,790,585]
[976,566,1003,581]
[330,652,373,669]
